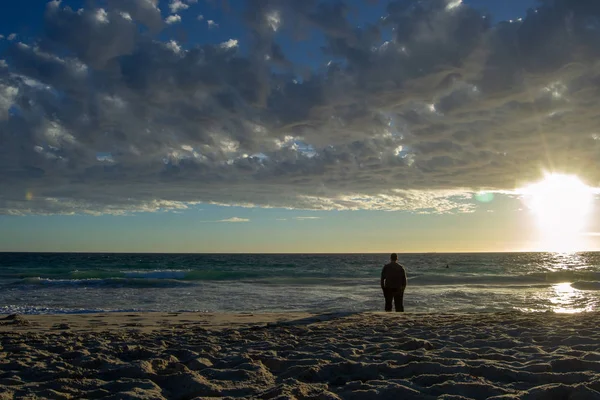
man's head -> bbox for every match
[390,253,398,261]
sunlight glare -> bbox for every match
[519,173,594,252]
[549,282,591,313]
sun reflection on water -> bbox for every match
[548,282,593,313]
[545,251,589,271]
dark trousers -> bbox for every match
[383,287,405,312]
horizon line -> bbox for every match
[1,250,599,255]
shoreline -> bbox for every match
[0,309,585,332]
[2,311,600,399]
[0,311,320,333]
[1,309,596,333]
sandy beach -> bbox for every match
[1,311,600,399]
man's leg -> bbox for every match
[394,288,405,312]
[383,288,393,312]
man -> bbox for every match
[380,253,407,312]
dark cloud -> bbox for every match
[106,0,164,32]
[1,0,600,215]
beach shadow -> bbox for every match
[0,314,32,327]
[262,312,360,329]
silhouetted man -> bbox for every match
[381,253,407,312]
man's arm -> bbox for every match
[401,267,407,288]
[380,265,386,289]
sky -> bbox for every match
[1,0,600,253]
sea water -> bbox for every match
[0,252,599,314]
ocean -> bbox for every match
[0,252,599,315]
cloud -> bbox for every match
[207,20,218,29]
[106,0,163,32]
[220,39,238,49]
[165,14,182,24]
[218,217,250,223]
[165,40,182,54]
[294,216,321,220]
[169,0,189,14]
[2,0,600,216]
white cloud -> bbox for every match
[3,198,196,216]
[219,39,238,49]
[294,216,321,220]
[446,0,462,11]
[207,20,218,29]
[266,11,281,32]
[169,0,188,14]
[197,14,204,21]
[3,0,600,216]
[165,14,181,24]
[120,12,132,21]
[0,84,18,120]
[218,217,250,223]
[165,40,182,54]
[94,8,109,24]
[7,33,17,41]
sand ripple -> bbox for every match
[1,312,600,399]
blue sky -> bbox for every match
[2,0,600,253]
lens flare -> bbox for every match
[474,192,494,203]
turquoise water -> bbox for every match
[1,252,599,314]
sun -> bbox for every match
[520,173,594,252]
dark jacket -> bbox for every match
[381,262,407,289]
